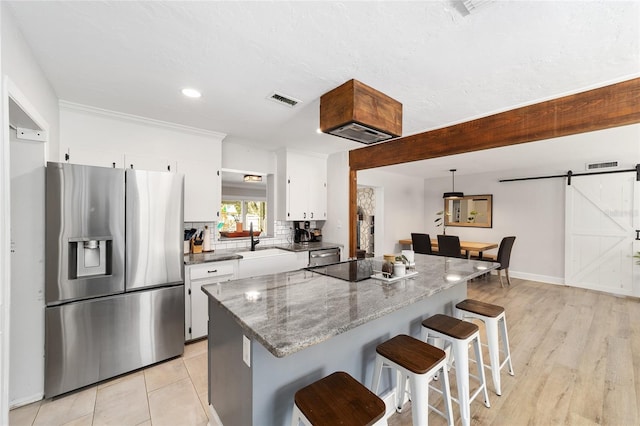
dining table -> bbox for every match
[399,238,498,259]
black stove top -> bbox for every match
[306,259,373,282]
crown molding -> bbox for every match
[59,100,227,140]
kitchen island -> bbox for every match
[202,254,498,426]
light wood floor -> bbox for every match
[389,276,640,425]
[10,276,640,425]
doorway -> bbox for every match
[565,172,640,296]
[357,186,376,258]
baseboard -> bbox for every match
[9,393,43,410]
[208,404,223,426]
[507,270,564,285]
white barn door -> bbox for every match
[565,172,639,296]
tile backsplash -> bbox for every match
[184,220,295,252]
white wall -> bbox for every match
[2,4,60,410]
[324,151,349,259]
[222,184,266,200]
[358,168,425,256]
[59,102,225,163]
[2,5,59,161]
[425,171,565,282]
[9,133,45,407]
[423,124,640,284]
[325,153,426,259]
[221,142,276,175]
[0,6,7,422]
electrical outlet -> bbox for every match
[242,335,251,367]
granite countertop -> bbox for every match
[184,242,343,265]
[184,251,242,265]
[201,254,499,358]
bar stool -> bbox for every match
[421,314,490,426]
[291,371,387,426]
[371,334,454,426]
[455,299,514,396]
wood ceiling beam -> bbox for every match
[347,77,640,257]
[349,77,640,171]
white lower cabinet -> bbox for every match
[185,260,238,341]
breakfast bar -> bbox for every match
[202,255,498,425]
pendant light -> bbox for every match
[443,169,464,198]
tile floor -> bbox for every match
[9,339,212,426]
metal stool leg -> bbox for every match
[500,314,515,376]
[472,335,491,408]
[485,316,503,395]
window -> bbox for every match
[220,200,267,233]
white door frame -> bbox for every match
[1,76,49,420]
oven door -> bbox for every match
[308,248,340,267]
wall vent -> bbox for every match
[585,161,619,171]
[267,91,301,108]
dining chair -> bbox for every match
[411,233,432,255]
[496,236,516,287]
[437,235,463,258]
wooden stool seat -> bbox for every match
[376,334,446,374]
[372,335,453,426]
[455,299,504,318]
[421,314,478,340]
[293,371,385,426]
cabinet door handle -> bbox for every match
[207,269,218,274]
[310,212,314,218]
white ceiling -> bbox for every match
[6,1,640,178]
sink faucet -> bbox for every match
[250,222,260,251]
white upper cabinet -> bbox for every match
[59,103,226,223]
[277,150,327,221]
[178,158,221,222]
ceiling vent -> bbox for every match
[320,79,402,144]
[267,91,301,108]
[585,161,619,171]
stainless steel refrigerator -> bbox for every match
[44,162,184,398]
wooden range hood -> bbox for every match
[320,79,402,144]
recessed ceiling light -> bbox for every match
[181,88,201,98]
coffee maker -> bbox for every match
[293,221,311,243]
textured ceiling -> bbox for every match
[6,1,640,177]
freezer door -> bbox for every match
[126,169,184,290]
[45,285,185,398]
[45,162,125,305]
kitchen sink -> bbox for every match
[236,248,290,259]
[236,248,303,279]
